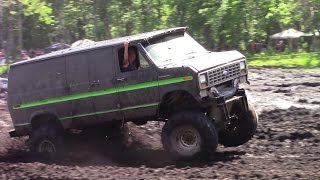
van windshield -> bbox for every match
[143,33,207,67]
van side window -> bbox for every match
[139,52,150,69]
[118,46,139,72]
[118,45,149,72]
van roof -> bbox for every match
[12,27,187,67]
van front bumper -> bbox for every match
[9,129,19,137]
[201,88,249,121]
[201,88,248,109]
[216,89,249,121]
[9,126,30,137]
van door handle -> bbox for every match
[90,80,100,87]
[116,77,126,82]
[158,75,171,79]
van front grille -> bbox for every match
[207,62,240,86]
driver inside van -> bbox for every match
[121,41,138,72]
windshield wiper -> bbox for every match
[180,52,197,61]
[184,51,197,56]
[159,58,172,63]
[158,58,174,66]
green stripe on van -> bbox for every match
[60,102,159,120]
[13,102,159,126]
[14,123,30,127]
[14,76,193,109]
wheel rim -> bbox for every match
[170,125,201,156]
[38,140,56,153]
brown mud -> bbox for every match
[0,68,319,179]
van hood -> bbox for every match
[160,50,245,72]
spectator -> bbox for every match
[0,50,6,64]
[21,50,30,60]
[29,50,36,58]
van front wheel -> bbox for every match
[161,112,218,159]
[219,103,258,147]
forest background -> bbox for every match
[1,0,320,62]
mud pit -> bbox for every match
[0,68,319,179]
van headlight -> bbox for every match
[199,74,207,89]
[233,78,240,87]
[240,61,247,76]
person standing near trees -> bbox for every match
[0,49,5,64]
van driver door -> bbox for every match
[114,43,159,121]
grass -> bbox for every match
[0,65,9,75]
[247,52,320,69]
[304,68,320,73]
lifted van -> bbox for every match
[8,27,258,158]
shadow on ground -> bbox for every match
[0,133,245,168]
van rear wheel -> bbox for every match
[161,112,218,159]
[29,125,64,155]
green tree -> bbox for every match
[1,0,319,57]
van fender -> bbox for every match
[29,110,63,130]
[160,87,201,104]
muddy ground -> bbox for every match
[0,68,319,179]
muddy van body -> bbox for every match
[8,27,258,158]
[8,42,121,136]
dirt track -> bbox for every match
[0,68,319,179]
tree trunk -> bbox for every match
[203,25,213,50]
[157,0,162,19]
[123,0,133,35]
[140,0,148,31]
[0,1,3,49]
[5,13,14,62]
[104,16,112,39]
[177,2,186,26]
[18,2,23,53]
[5,1,21,62]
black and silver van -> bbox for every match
[8,27,258,158]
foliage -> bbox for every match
[21,0,55,25]
[1,0,320,58]
[0,65,8,75]
[248,52,320,68]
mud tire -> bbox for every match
[219,103,258,147]
[161,111,218,159]
[28,125,64,157]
